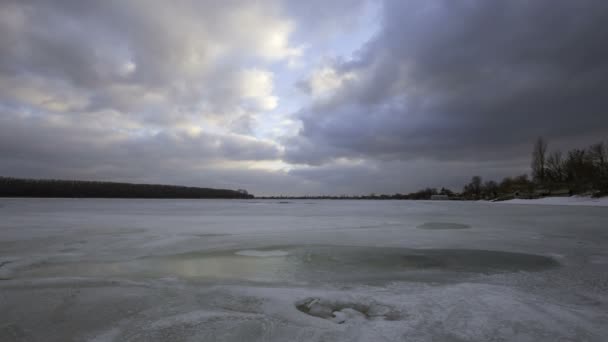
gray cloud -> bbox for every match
[287,0,608,167]
[284,0,373,41]
[0,112,281,165]
[0,0,296,193]
[0,0,296,119]
[288,158,528,196]
[2,0,608,195]
[0,111,283,192]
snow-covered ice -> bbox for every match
[0,198,607,341]
[235,249,289,257]
[498,195,608,207]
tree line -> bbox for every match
[0,177,253,199]
[2,138,605,201]
[261,138,608,201]
[460,138,607,200]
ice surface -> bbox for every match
[1,198,607,341]
[295,297,401,323]
[235,249,289,257]
[17,246,560,285]
[416,222,471,229]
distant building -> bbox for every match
[430,194,449,200]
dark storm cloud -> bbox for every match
[0,1,128,88]
[287,0,608,165]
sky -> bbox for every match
[1,0,608,196]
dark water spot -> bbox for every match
[395,249,558,272]
[292,246,559,282]
[417,222,471,230]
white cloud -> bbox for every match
[237,68,279,111]
[307,66,358,99]
[225,2,303,62]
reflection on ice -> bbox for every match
[20,245,559,284]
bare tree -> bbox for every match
[482,180,498,199]
[546,151,564,183]
[588,142,606,171]
[588,142,607,190]
[531,137,548,183]
[463,176,483,199]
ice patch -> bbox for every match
[15,246,559,284]
[417,222,471,230]
[235,250,289,257]
[295,297,401,324]
[87,327,121,342]
[148,310,258,329]
[0,257,42,280]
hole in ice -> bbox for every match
[295,297,401,323]
[417,222,471,230]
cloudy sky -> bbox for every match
[1,0,608,195]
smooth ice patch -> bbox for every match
[235,250,289,257]
[16,246,559,284]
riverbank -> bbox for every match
[497,196,608,207]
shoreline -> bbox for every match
[494,196,608,207]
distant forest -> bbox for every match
[0,177,253,199]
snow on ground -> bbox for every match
[1,198,607,341]
[498,196,608,207]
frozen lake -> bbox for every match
[1,199,607,341]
